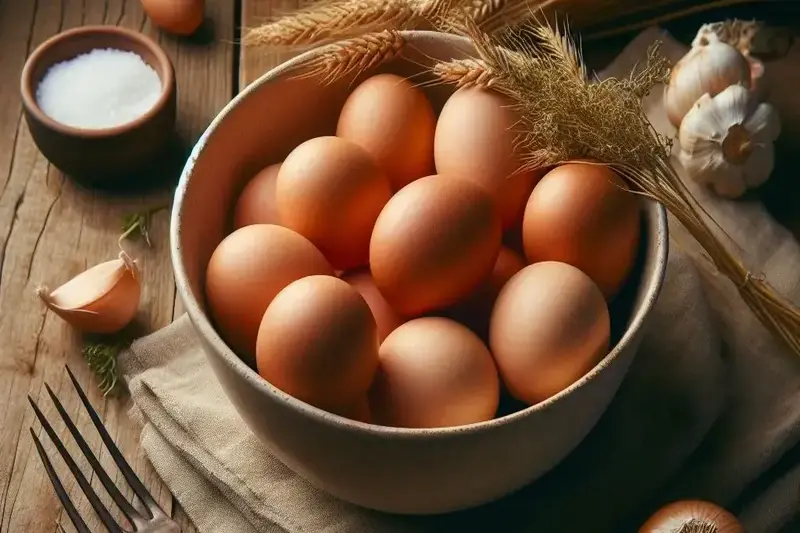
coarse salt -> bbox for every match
[36,48,163,130]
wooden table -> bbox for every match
[0,1,798,532]
[0,0,293,530]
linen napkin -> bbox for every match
[120,28,800,533]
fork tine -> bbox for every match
[29,428,92,533]
[65,366,159,514]
[28,395,126,533]
[45,382,142,524]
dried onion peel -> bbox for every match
[36,250,141,334]
[639,499,744,533]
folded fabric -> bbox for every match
[120,27,800,533]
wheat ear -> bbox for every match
[243,0,449,49]
[291,30,406,85]
[433,58,499,88]
[440,0,508,35]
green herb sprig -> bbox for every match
[119,204,170,247]
[82,341,128,396]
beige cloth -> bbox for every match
[120,28,800,532]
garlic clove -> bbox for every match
[678,93,722,153]
[741,143,775,190]
[37,250,141,334]
[710,166,747,199]
[679,148,730,186]
[745,101,781,142]
[665,41,751,128]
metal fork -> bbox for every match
[28,366,180,533]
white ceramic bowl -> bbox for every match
[170,30,668,515]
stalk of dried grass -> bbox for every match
[431,16,800,357]
[290,30,406,84]
[432,58,499,88]
[441,0,508,34]
[242,0,451,49]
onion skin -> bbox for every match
[639,500,744,533]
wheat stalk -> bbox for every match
[291,30,406,85]
[430,16,800,358]
[433,58,499,88]
[243,0,452,49]
[440,0,507,34]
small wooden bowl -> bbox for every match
[20,25,177,189]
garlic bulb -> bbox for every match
[37,250,141,334]
[665,40,751,128]
[678,83,780,199]
[691,21,766,100]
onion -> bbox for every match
[639,500,744,533]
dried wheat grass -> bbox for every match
[432,58,498,88]
[291,30,406,84]
[430,16,800,357]
[243,0,451,49]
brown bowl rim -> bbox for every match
[19,24,175,139]
[171,30,669,440]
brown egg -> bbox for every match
[443,246,525,339]
[233,163,281,229]
[276,136,392,271]
[434,87,540,229]
[369,317,499,428]
[205,224,333,365]
[370,174,502,316]
[522,163,640,298]
[256,275,379,411]
[341,268,405,342]
[337,73,436,191]
[140,0,204,36]
[489,261,610,405]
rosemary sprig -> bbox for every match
[119,204,169,247]
[82,341,127,396]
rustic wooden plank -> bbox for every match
[240,0,310,89]
[0,0,235,531]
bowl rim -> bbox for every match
[19,24,175,139]
[171,29,669,440]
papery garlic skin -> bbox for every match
[678,84,780,199]
[665,41,751,128]
[37,251,141,334]
[691,20,760,56]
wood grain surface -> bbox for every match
[0,0,233,531]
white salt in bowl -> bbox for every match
[20,25,177,189]
[171,30,668,515]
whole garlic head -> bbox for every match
[678,83,780,199]
[665,41,751,128]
